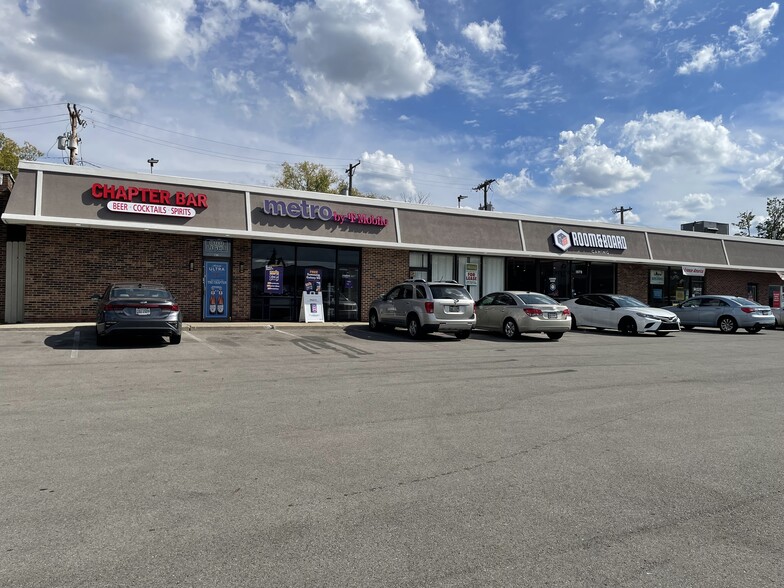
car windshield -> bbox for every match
[608,295,647,308]
[517,293,558,305]
[429,285,471,300]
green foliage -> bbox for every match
[275,161,343,194]
[757,197,784,240]
[733,210,756,237]
[0,132,43,176]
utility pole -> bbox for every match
[611,206,633,224]
[457,194,468,208]
[147,158,159,174]
[473,179,496,211]
[66,103,86,165]
[345,160,360,195]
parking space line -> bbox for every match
[273,329,297,337]
[70,330,80,359]
[184,330,222,353]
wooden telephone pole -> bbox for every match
[474,179,496,211]
[67,104,86,165]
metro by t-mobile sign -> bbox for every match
[260,198,389,227]
[92,183,208,218]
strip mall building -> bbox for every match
[3,162,784,324]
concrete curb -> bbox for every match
[0,322,366,331]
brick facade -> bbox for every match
[24,226,203,322]
[360,247,409,321]
[705,268,782,303]
[617,263,649,301]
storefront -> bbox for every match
[3,162,784,324]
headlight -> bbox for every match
[635,312,661,320]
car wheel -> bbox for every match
[745,325,762,334]
[683,325,694,330]
[170,333,182,344]
[407,315,422,339]
[619,317,637,336]
[503,318,519,339]
[368,310,381,331]
[571,316,579,330]
[547,332,564,341]
[455,330,471,340]
[96,328,108,347]
[718,316,738,334]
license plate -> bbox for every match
[449,306,461,312]
[547,312,557,319]
[136,307,151,316]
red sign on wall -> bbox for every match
[91,183,209,214]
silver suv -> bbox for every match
[368,279,476,339]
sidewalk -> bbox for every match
[0,321,366,331]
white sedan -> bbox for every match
[564,293,680,336]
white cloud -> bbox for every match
[552,118,650,196]
[657,193,720,220]
[358,150,417,198]
[433,42,489,98]
[0,71,25,107]
[621,110,748,170]
[462,19,506,53]
[677,2,779,74]
[212,69,243,94]
[496,169,535,198]
[740,154,784,194]
[286,0,435,121]
[500,66,564,114]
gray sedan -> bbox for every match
[475,291,571,340]
[663,295,775,333]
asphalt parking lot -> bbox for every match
[1,324,782,587]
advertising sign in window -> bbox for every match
[265,266,283,294]
[464,262,479,287]
[204,260,229,320]
[305,269,322,293]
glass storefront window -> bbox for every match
[506,259,537,291]
[589,263,615,293]
[251,243,360,321]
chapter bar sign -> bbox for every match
[107,201,195,218]
[93,183,208,219]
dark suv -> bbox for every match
[368,279,475,339]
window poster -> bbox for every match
[305,269,322,293]
[265,265,283,294]
[464,262,479,287]
[204,260,229,320]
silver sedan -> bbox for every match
[663,295,775,333]
[475,291,571,340]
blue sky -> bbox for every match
[1,0,783,230]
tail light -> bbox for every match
[473,303,477,316]
[562,308,571,316]
[740,307,756,314]
[103,303,125,311]
[424,302,434,314]
[524,308,543,317]
[168,304,180,312]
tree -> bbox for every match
[733,210,756,237]
[756,197,784,240]
[0,132,43,176]
[275,161,343,194]
[399,191,431,205]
